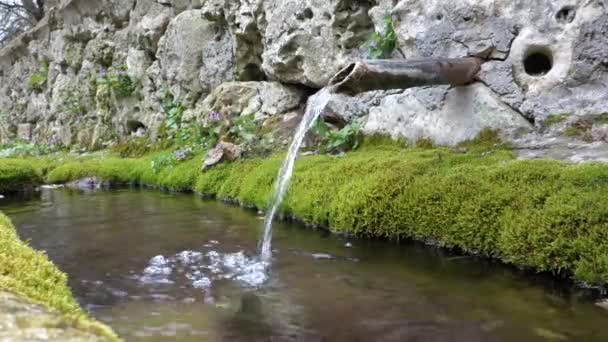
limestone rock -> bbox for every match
[156,10,235,102]
[17,124,33,142]
[261,0,374,87]
[197,81,306,122]
[364,83,533,146]
[0,0,607,158]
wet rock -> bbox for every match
[202,142,242,170]
[174,147,194,161]
[0,292,110,341]
[66,177,111,190]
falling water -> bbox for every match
[259,88,332,261]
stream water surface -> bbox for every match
[2,188,608,342]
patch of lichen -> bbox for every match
[4,139,608,285]
[0,213,120,340]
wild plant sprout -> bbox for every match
[365,15,398,59]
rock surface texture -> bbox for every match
[0,292,109,341]
[0,0,606,159]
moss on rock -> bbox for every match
[0,213,119,341]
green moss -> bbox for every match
[415,137,434,149]
[596,113,608,125]
[157,156,203,191]
[457,128,508,152]
[564,126,581,138]
[195,147,608,285]
[0,213,119,340]
[4,142,608,286]
[27,61,49,92]
[0,159,42,193]
[359,134,408,149]
[545,113,571,126]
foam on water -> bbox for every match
[138,243,269,290]
[259,88,332,261]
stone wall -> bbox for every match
[0,0,607,157]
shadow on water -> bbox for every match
[2,188,608,342]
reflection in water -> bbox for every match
[2,188,608,342]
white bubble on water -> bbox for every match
[139,248,269,290]
[176,251,203,264]
[149,255,168,266]
[192,277,212,289]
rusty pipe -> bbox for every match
[327,57,484,95]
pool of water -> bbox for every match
[1,188,607,341]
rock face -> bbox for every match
[0,0,607,154]
[197,82,306,122]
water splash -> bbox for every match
[139,247,269,288]
[259,88,332,261]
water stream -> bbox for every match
[2,189,608,341]
[259,88,332,261]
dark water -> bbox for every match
[2,188,608,342]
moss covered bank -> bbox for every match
[2,143,608,288]
[0,212,120,341]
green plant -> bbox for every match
[151,152,178,174]
[161,91,185,133]
[0,142,58,158]
[63,91,86,116]
[28,61,49,92]
[545,113,571,126]
[228,114,259,145]
[597,113,608,125]
[415,137,434,149]
[110,137,150,158]
[365,16,397,59]
[160,91,210,149]
[312,118,363,153]
[96,68,137,98]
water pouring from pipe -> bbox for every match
[258,57,483,262]
[259,88,333,261]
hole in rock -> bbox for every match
[240,63,267,82]
[126,120,146,134]
[303,8,314,19]
[523,49,553,76]
[556,6,576,24]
